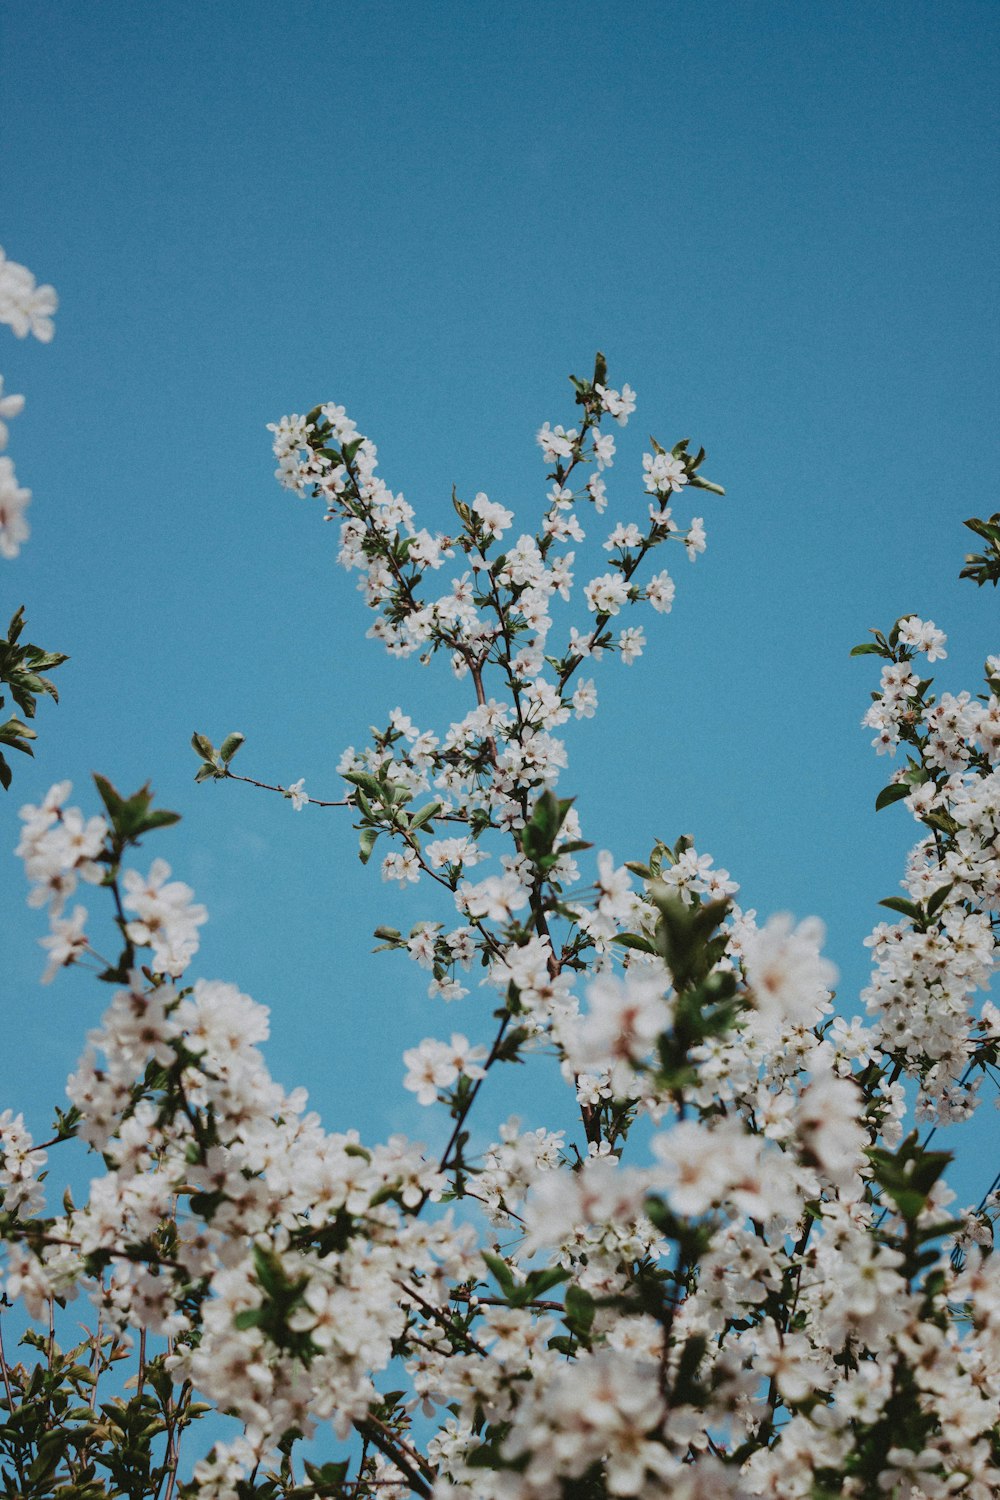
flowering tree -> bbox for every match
[3,349,1000,1499]
[0,248,65,788]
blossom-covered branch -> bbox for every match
[4,360,999,1499]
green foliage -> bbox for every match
[867,1132,952,1227]
[94,775,181,843]
[960,514,1000,587]
[191,729,246,780]
[0,605,68,789]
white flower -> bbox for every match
[39,904,89,983]
[583,572,630,615]
[596,382,636,425]
[522,1156,650,1253]
[567,968,672,1095]
[285,778,308,810]
[459,872,529,923]
[0,377,25,450]
[684,516,706,561]
[402,1033,487,1105]
[0,248,58,342]
[794,1069,866,1192]
[603,522,642,553]
[471,492,513,539]
[646,569,675,613]
[618,626,645,664]
[0,454,30,558]
[897,615,948,662]
[571,678,597,719]
[743,913,837,1029]
[642,450,687,494]
[592,431,616,470]
[381,850,420,885]
[536,422,577,462]
[122,858,208,977]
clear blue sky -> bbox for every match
[2,1,998,1201]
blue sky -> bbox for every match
[1,1,998,1202]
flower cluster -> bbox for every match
[0,248,57,344]
[0,247,57,559]
[4,362,999,1500]
[857,617,1000,1120]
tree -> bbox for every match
[2,352,999,1499]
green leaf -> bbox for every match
[343,770,383,799]
[925,882,954,919]
[686,473,725,495]
[521,789,572,864]
[964,515,1000,544]
[409,801,441,831]
[93,776,179,841]
[354,787,376,820]
[219,732,245,764]
[0,715,35,753]
[452,490,471,525]
[522,1265,570,1299]
[191,732,215,762]
[481,1250,516,1297]
[922,808,960,835]
[135,808,181,833]
[233,1308,265,1330]
[93,773,126,822]
[850,642,886,657]
[6,605,25,645]
[358,827,379,864]
[304,1459,351,1485]
[563,1284,595,1336]
[611,932,657,954]
[875,782,910,811]
[878,895,923,922]
[867,1133,953,1224]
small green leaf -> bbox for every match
[481,1250,516,1297]
[409,801,441,831]
[219,732,245,764]
[878,896,923,922]
[0,715,35,752]
[343,770,383,799]
[612,932,657,954]
[875,782,911,812]
[6,605,25,644]
[925,882,954,919]
[358,826,379,864]
[564,1284,595,1335]
[922,808,961,835]
[686,474,725,495]
[135,808,181,833]
[93,773,126,822]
